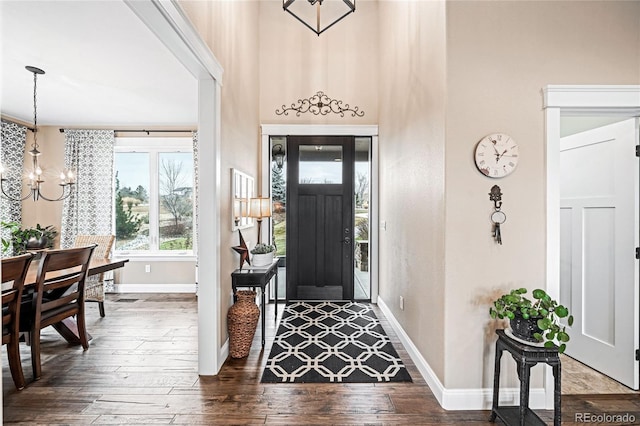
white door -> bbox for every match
[559,118,639,390]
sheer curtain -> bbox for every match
[0,120,26,257]
[60,130,115,248]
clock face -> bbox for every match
[474,133,519,178]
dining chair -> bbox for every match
[73,235,115,317]
[2,253,35,390]
[20,245,96,380]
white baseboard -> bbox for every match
[111,283,197,293]
[219,338,229,371]
[377,296,546,411]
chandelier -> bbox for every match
[283,0,356,36]
[0,66,75,202]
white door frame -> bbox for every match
[260,124,380,302]
[126,0,225,375]
[544,85,640,407]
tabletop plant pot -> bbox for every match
[489,287,574,353]
[250,243,275,267]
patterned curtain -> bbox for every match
[192,131,199,252]
[60,130,115,248]
[0,120,26,255]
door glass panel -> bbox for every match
[299,145,343,184]
[354,137,371,300]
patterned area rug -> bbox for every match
[261,301,412,383]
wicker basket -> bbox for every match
[227,290,260,358]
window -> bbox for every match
[114,137,194,256]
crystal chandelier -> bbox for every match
[283,0,356,36]
[0,66,75,202]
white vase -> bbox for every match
[251,252,274,267]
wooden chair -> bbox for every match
[74,235,114,317]
[2,253,35,390]
[20,245,96,380]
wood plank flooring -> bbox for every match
[2,294,639,425]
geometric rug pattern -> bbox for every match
[261,301,412,383]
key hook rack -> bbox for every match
[489,185,506,245]
[489,185,503,210]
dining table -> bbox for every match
[4,255,130,345]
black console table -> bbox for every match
[231,258,279,348]
[489,329,561,426]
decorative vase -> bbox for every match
[227,290,260,358]
[251,252,274,267]
[509,314,543,343]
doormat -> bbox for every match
[261,301,412,383]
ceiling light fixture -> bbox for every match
[0,66,75,202]
[283,0,356,36]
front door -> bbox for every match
[286,136,354,300]
[559,118,639,390]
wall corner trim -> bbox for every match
[376,297,546,411]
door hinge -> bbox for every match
[636,247,640,259]
[636,145,640,157]
[636,349,640,361]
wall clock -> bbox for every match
[474,133,519,178]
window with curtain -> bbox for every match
[114,137,194,256]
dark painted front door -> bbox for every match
[286,136,355,301]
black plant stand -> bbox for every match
[489,329,561,426]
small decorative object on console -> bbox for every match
[250,243,275,267]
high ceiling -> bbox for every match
[0,0,197,127]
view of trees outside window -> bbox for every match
[158,153,194,250]
[114,152,149,250]
[271,163,286,257]
[114,149,194,252]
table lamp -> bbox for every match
[249,197,271,244]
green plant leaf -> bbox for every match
[532,289,546,299]
[558,331,570,342]
[555,306,569,318]
[558,343,566,353]
[568,315,574,326]
[506,311,515,320]
[538,318,552,330]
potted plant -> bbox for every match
[250,243,275,267]
[489,288,574,353]
[1,221,58,256]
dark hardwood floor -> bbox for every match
[2,294,639,425]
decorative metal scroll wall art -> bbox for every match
[489,185,506,245]
[275,91,364,118]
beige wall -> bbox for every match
[20,126,64,239]
[180,0,261,347]
[377,0,447,383]
[443,0,640,389]
[259,0,378,124]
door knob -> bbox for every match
[342,237,351,244]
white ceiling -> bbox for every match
[1,0,198,127]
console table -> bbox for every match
[489,329,561,426]
[231,258,279,348]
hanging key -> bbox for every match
[490,210,507,245]
[493,221,502,244]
